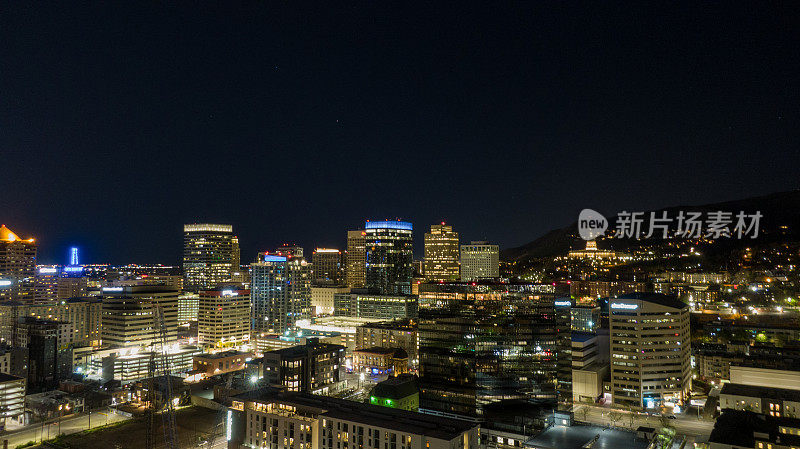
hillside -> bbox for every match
[502,189,800,262]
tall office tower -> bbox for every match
[423,223,460,282]
[231,236,241,271]
[365,220,413,295]
[609,293,691,409]
[0,225,37,302]
[312,248,342,285]
[100,285,179,348]
[183,223,236,292]
[197,287,250,347]
[554,299,574,406]
[69,247,79,266]
[418,282,559,417]
[345,230,366,288]
[459,241,499,281]
[251,254,312,335]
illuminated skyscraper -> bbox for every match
[183,223,237,292]
[365,221,413,295]
[312,248,342,285]
[251,254,312,334]
[345,230,366,288]
[0,225,36,302]
[459,241,499,281]
[423,223,460,282]
[69,247,79,266]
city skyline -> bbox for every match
[2,3,798,265]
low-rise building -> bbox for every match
[26,390,85,420]
[193,350,251,378]
[0,373,25,425]
[334,290,418,320]
[355,319,418,367]
[369,374,419,411]
[719,383,800,418]
[86,345,201,384]
[709,410,800,449]
[227,388,479,449]
[255,339,345,394]
[353,347,409,376]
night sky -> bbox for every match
[1,3,798,265]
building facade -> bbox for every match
[418,282,559,417]
[198,288,251,347]
[183,223,237,292]
[228,389,479,449]
[311,286,350,316]
[312,249,342,286]
[609,293,691,409]
[345,230,366,288]
[423,224,459,282]
[0,225,36,302]
[258,340,345,393]
[356,319,418,367]
[459,242,499,281]
[251,255,312,335]
[101,285,179,348]
[334,291,418,321]
[365,221,413,295]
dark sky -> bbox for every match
[1,3,798,265]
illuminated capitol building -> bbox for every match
[567,240,631,263]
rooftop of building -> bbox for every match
[0,372,24,383]
[720,382,800,402]
[101,284,179,295]
[359,319,416,330]
[195,350,250,360]
[614,292,688,310]
[523,424,648,449]
[264,341,345,358]
[709,410,800,448]
[0,224,34,243]
[355,347,408,358]
[571,332,597,343]
[233,388,476,440]
[371,374,418,400]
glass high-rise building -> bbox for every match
[365,221,413,295]
[418,282,559,418]
[251,254,312,335]
[423,223,460,282]
[345,230,366,288]
[183,223,237,292]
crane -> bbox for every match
[145,303,179,449]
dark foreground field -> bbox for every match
[27,406,220,449]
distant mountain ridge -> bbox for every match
[501,189,800,262]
